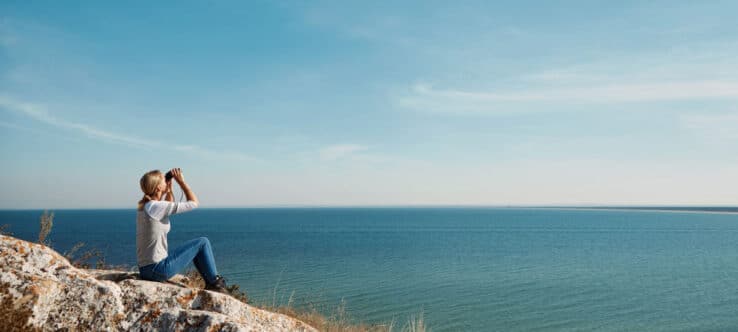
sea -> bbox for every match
[2,207,738,331]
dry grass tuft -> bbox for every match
[0,224,11,236]
[35,211,106,269]
[63,242,107,269]
[404,310,426,332]
[183,268,206,289]
[181,268,428,331]
[182,268,249,304]
[225,283,249,304]
[257,292,427,332]
[0,224,13,236]
[38,210,53,246]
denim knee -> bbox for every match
[199,237,210,247]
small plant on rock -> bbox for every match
[0,224,12,236]
[63,241,107,269]
[38,210,54,246]
[183,268,249,303]
[35,210,107,269]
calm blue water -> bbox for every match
[3,207,738,331]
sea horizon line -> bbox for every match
[2,205,738,214]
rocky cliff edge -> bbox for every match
[0,234,317,332]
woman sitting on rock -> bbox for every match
[136,168,228,293]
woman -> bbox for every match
[136,167,228,293]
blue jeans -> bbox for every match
[139,237,219,285]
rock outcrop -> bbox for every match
[0,235,317,331]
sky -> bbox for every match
[1,1,738,209]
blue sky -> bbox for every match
[1,1,738,209]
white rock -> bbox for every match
[0,235,317,332]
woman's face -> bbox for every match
[155,175,167,196]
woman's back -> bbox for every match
[136,199,198,267]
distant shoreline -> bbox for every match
[525,206,738,215]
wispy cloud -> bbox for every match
[679,112,738,140]
[0,96,154,147]
[318,144,369,161]
[397,81,738,114]
[0,95,256,161]
[0,119,86,143]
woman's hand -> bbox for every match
[169,167,199,205]
[170,168,186,185]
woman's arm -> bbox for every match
[172,168,199,205]
[164,181,175,202]
[178,182,199,205]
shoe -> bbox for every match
[205,275,228,294]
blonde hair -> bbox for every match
[138,170,164,211]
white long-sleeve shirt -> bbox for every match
[136,200,198,267]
